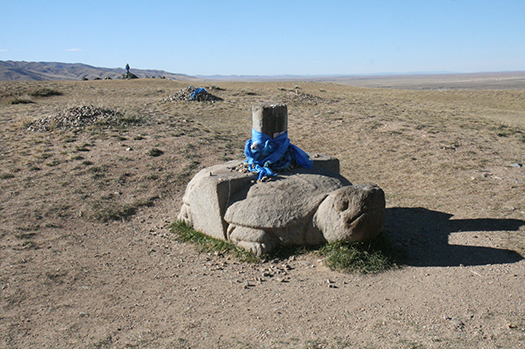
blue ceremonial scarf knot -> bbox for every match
[244,128,313,180]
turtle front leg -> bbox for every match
[227,225,279,256]
[177,203,192,225]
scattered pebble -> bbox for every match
[445,316,465,330]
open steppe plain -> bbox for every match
[1,77,525,348]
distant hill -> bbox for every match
[0,60,196,81]
[3,61,524,90]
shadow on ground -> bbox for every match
[385,207,525,267]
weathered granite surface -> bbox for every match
[178,157,385,255]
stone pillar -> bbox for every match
[252,104,288,138]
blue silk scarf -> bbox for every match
[244,128,312,179]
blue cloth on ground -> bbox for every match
[190,87,207,100]
[244,128,312,179]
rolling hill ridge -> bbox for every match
[0,60,195,81]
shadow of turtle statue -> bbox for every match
[178,157,386,255]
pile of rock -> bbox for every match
[120,72,139,79]
[281,90,325,105]
[27,105,122,131]
[162,86,223,103]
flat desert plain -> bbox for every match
[1,77,525,348]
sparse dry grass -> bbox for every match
[1,78,524,246]
[0,78,524,349]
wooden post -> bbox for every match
[252,104,288,138]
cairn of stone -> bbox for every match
[162,86,223,103]
[120,72,139,79]
[178,104,386,255]
[27,105,122,131]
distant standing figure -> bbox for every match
[125,63,130,74]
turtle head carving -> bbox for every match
[314,184,386,243]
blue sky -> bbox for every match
[1,1,524,76]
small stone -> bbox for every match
[449,316,465,330]
[510,163,522,168]
[281,264,292,270]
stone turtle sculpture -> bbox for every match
[178,158,386,255]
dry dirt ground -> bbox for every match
[1,78,525,349]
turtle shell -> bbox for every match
[224,167,351,229]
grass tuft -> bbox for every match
[170,222,403,273]
[10,96,34,104]
[148,148,164,157]
[317,232,404,274]
[169,221,260,263]
[117,113,144,125]
[29,87,62,97]
[90,196,157,222]
[75,144,91,152]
